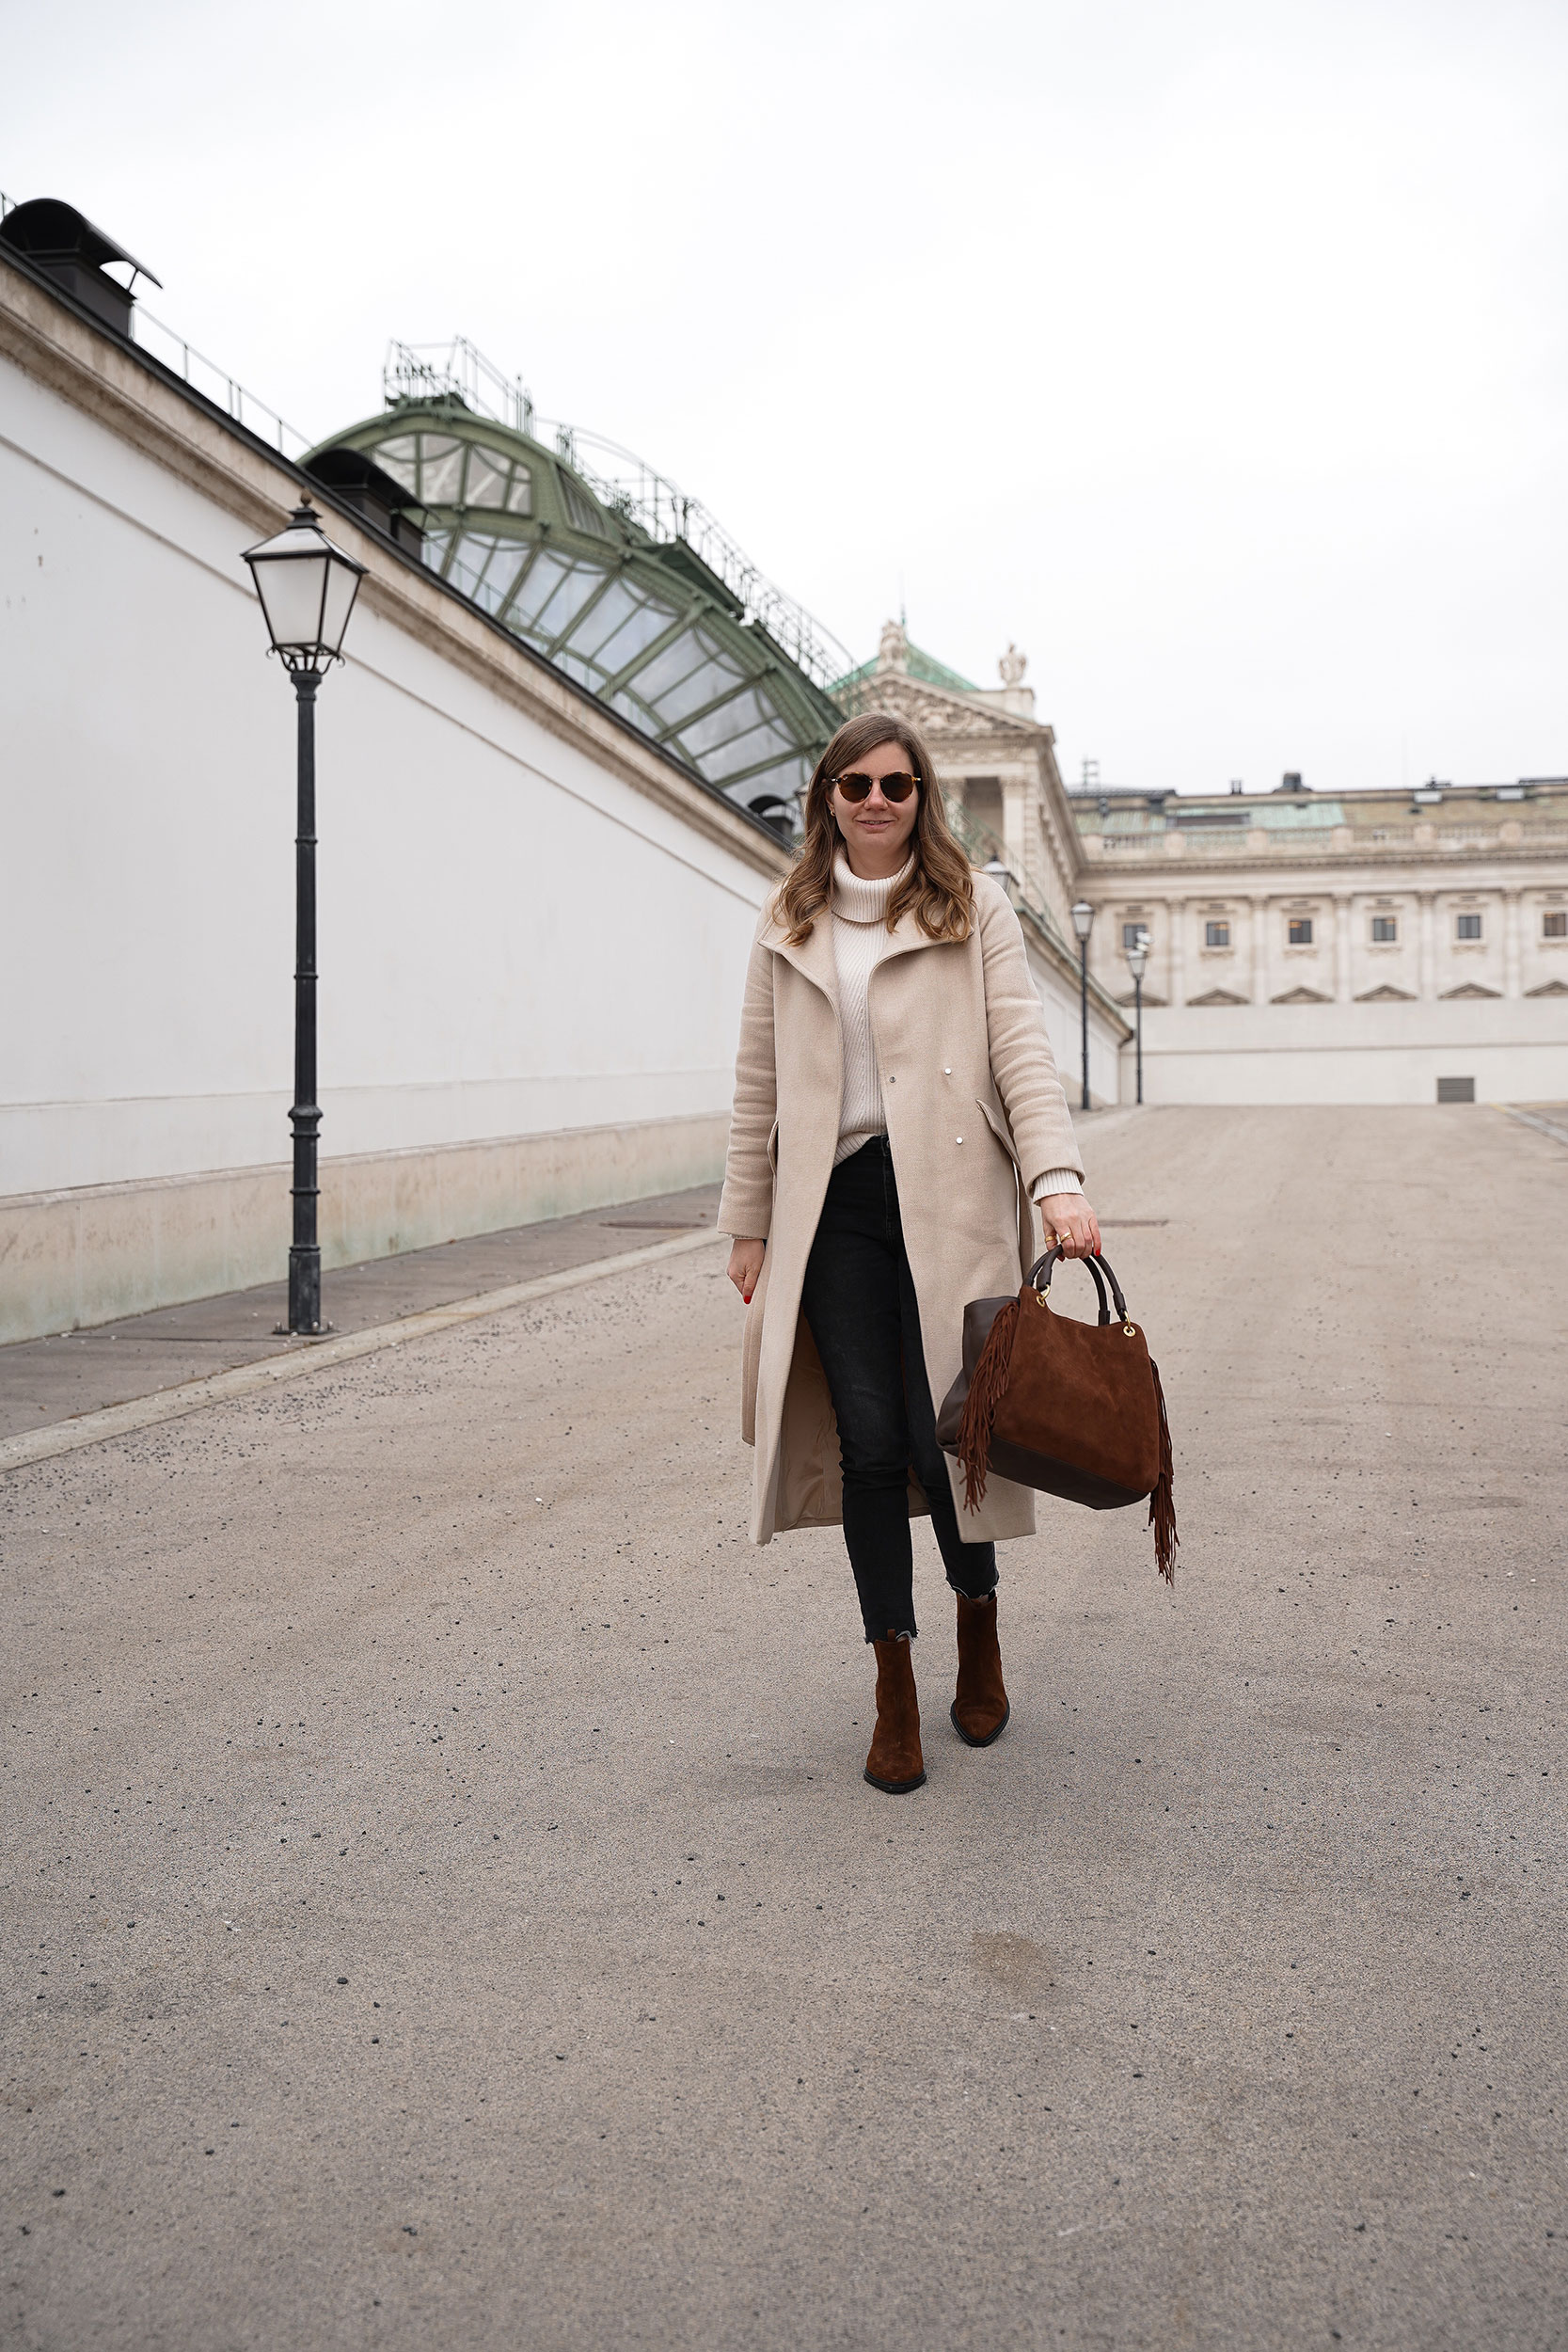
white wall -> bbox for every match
[1131,996,1568,1104]
[0,334,780,1335]
[2,354,772,1191]
[1030,957,1121,1110]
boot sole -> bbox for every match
[950,1700,1011,1749]
[863,1765,927,1793]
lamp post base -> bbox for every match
[282,1245,327,1338]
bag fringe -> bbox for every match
[955,1296,1019,1514]
[1148,1356,1178,1585]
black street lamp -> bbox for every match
[1070,899,1095,1111]
[1125,926,1149,1105]
[242,502,366,1336]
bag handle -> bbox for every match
[1026,1246,1130,1328]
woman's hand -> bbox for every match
[1040,1195,1101,1259]
[727,1238,766,1303]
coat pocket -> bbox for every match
[975,1096,1037,1271]
[974,1096,1021,1168]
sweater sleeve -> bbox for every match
[978,884,1085,1192]
[1031,1168,1084,1201]
[716,931,779,1240]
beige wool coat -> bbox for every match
[717,872,1085,1548]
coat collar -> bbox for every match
[878,901,955,967]
[762,895,957,1003]
[765,911,836,1006]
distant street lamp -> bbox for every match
[242,502,366,1336]
[1125,927,1149,1105]
[1070,900,1095,1111]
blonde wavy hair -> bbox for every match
[777,711,974,946]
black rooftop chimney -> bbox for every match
[302,446,425,560]
[1281,771,1306,792]
[0,198,161,337]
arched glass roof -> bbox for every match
[309,397,845,831]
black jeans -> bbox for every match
[800,1136,998,1644]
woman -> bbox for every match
[718,712,1101,1794]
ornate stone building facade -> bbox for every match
[1073,776,1568,1103]
[838,623,1568,1104]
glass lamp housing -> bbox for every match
[243,502,366,670]
[1126,934,1148,981]
[1070,899,1095,943]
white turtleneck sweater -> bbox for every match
[828,850,1082,1201]
[829,852,902,1166]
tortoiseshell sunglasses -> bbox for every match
[832,771,920,803]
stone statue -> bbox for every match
[878,618,910,672]
[998,643,1027,687]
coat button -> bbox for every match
[956,1136,964,1144]
[943,1066,951,1074]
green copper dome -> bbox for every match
[309,393,845,831]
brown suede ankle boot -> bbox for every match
[863,1636,927,1793]
[951,1592,1010,1746]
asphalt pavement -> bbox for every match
[2,1104,1564,2351]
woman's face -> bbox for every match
[828,739,922,872]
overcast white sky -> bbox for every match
[5,0,1564,795]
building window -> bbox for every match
[1287,917,1313,946]
[1544,911,1567,939]
[1455,913,1483,941]
[1370,916,1398,944]
[1205,921,1230,948]
[1122,922,1147,952]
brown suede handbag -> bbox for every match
[935,1245,1178,1582]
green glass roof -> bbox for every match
[309,399,845,831]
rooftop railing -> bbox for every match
[386,337,534,437]
[133,308,309,460]
[1082,822,1568,858]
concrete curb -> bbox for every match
[0,1227,728,1478]
[1501,1104,1568,1149]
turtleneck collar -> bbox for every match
[832,850,914,925]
